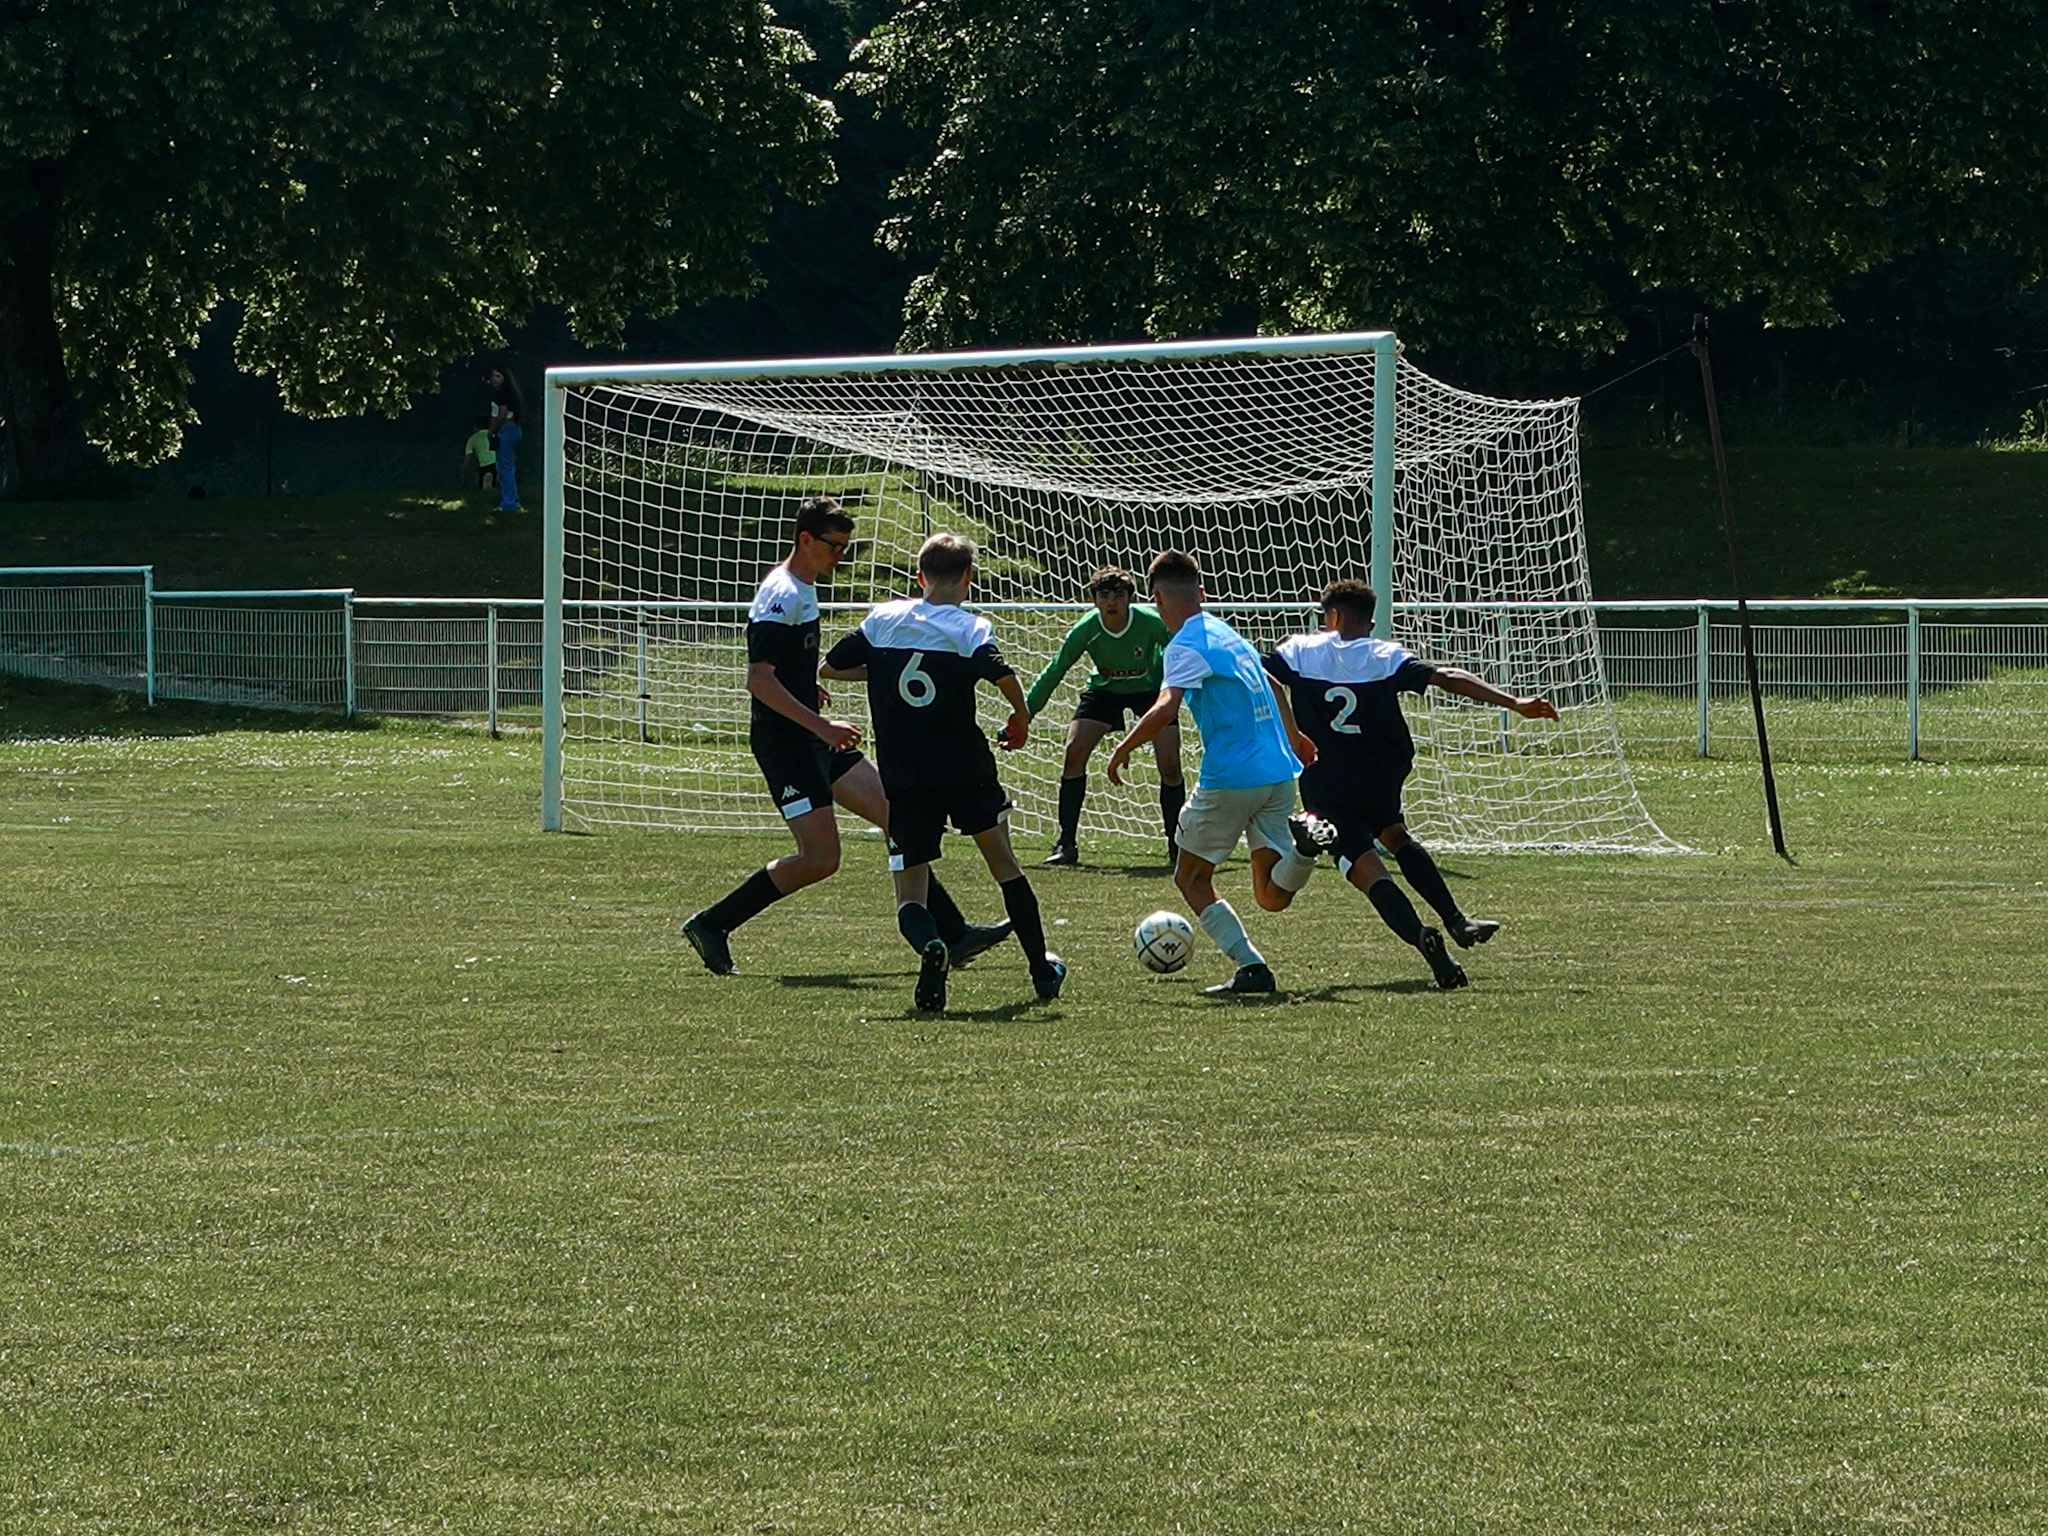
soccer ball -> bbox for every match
[1133,910,1195,974]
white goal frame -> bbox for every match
[540,332,1681,853]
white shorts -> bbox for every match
[1175,779,1296,866]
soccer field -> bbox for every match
[5,712,2047,1533]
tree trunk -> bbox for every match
[0,161,97,500]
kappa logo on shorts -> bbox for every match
[782,785,800,798]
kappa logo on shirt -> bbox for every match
[767,601,786,615]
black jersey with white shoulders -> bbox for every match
[1264,630,1436,778]
[745,564,823,743]
[824,599,1014,791]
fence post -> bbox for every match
[636,620,649,743]
[1696,604,1711,757]
[143,566,156,706]
[487,604,500,739]
[1907,603,1921,761]
[343,594,356,717]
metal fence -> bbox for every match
[3,569,2044,758]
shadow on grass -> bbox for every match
[0,671,385,741]
[1287,978,1445,1001]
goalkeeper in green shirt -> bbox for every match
[1025,567,1185,865]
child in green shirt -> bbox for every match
[1024,567,1185,865]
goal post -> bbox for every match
[540,332,1682,853]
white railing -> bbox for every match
[3,569,2044,758]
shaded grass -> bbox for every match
[4,712,2047,1532]
[7,443,2048,602]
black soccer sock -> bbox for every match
[1394,840,1464,926]
[897,902,941,953]
[1366,877,1427,946]
[1160,780,1186,842]
[924,875,968,944]
[698,868,784,934]
[1057,774,1086,846]
[998,875,1051,967]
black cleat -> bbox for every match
[1448,916,1501,949]
[914,938,951,1012]
[1287,811,1338,860]
[682,913,736,976]
[1203,963,1277,997]
[1042,844,1079,867]
[1417,927,1469,990]
[949,920,1014,968]
[1032,953,1067,1001]
[1165,839,1179,867]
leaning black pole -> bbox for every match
[1692,314,1789,858]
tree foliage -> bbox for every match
[854,0,2048,360]
[0,0,834,495]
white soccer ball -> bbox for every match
[1133,909,1195,974]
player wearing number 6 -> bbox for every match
[820,533,1066,1014]
[682,496,1010,977]
[1260,579,1559,990]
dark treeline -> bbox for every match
[7,1,2048,500]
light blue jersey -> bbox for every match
[1162,612,1303,790]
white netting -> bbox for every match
[551,340,1682,853]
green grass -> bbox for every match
[7,679,2048,1532]
[7,442,2048,599]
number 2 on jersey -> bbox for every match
[1324,685,1361,734]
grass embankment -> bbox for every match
[3,444,2045,598]
[4,693,2046,1532]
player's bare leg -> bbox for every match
[684,802,840,975]
[1046,718,1115,865]
[1343,847,1467,990]
[969,823,1064,1000]
[1173,848,1275,996]
[1378,820,1498,949]
[835,757,1013,966]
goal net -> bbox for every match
[543,333,1682,854]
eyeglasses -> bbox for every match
[816,536,853,557]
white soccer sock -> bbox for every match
[1271,849,1317,893]
[1198,900,1265,969]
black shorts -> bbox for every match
[1073,686,1153,729]
[885,775,1013,869]
[751,730,864,819]
[1300,763,1410,862]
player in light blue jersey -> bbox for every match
[1105,550,1322,996]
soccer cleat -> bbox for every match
[1032,953,1067,1002]
[949,920,1014,968]
[914,938,951,1013]
[1417,927,1469,991]
[1042,844,1079,867]
[682,913,736,976]
[1165,838,1179,867]
[1203,963,1277,997]
[1448,916,1501,949]
[1287,811,1338,860]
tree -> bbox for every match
[853,1,2048,365]
[0,0,834,498]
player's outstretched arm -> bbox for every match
[1106,687,1183,785]
[1269,681,1316,767]
[1023,616,1094,718]
[1430,667,1560,720]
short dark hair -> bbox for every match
[1087,566,1136,599]
[794,494,855,546]
[472,415,492,430]
[1146,549,1201,598]
[918,531,977,582]
[1320,579,1377,625]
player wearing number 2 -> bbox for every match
[1261,579,1559,990]
[682,496,1010,977]
[820,533,1066,1013]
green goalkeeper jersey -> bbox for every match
[1024,605,1171,716]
